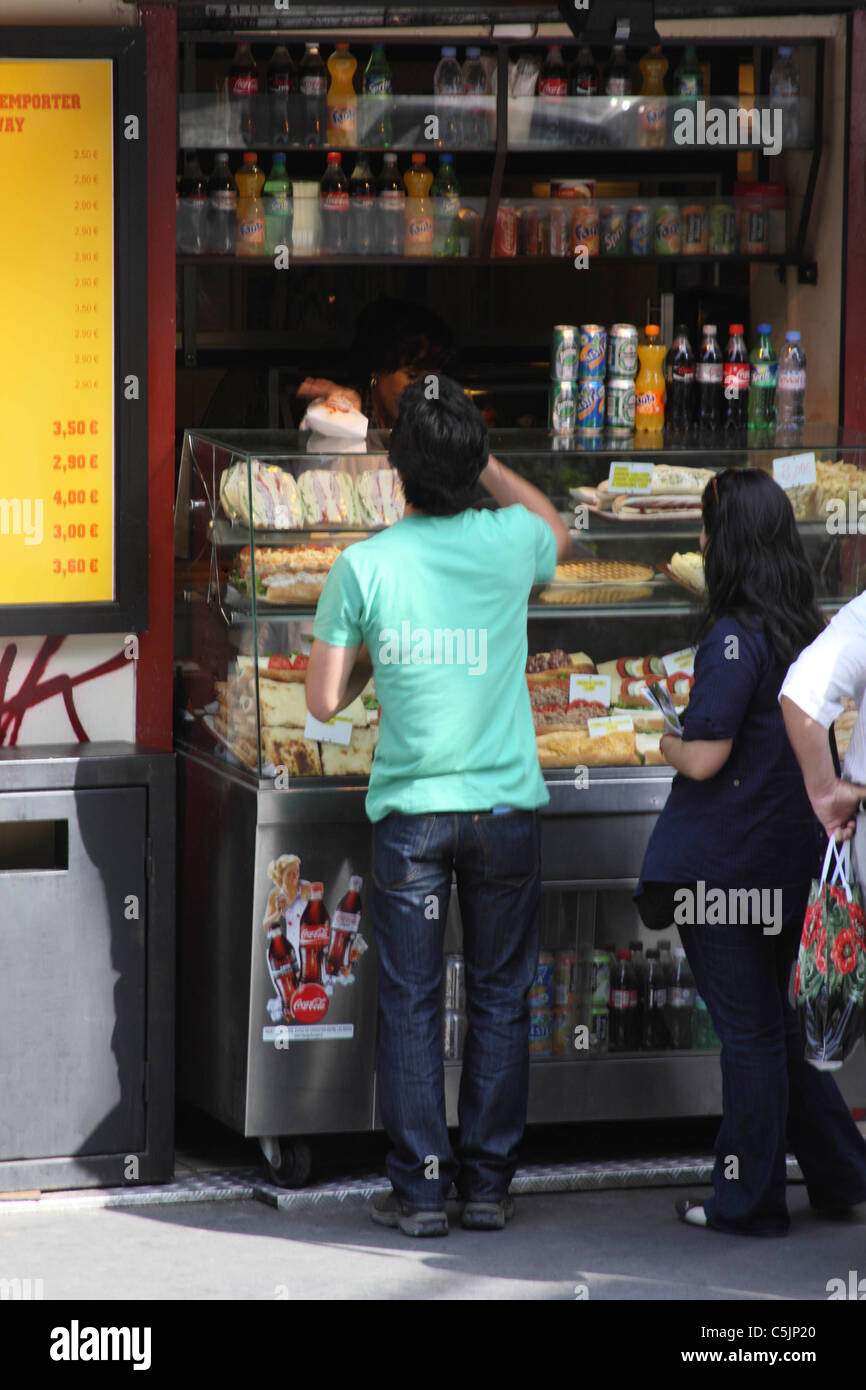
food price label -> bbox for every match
[0,59,115,604]
[304,711,353,745]
[773,452,817,490]
[569,674,612,705]
[662,647,696,676]
[588,714,634,738]
[608,461,655,494]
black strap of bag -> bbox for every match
[829,722,841,779]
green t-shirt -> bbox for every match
[313,505,557,822]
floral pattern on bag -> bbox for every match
[795,840,866,1070]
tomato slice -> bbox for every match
[290,654,309,670]
[267,654,293,670]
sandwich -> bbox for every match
[535,726,639,768]
[573,466,714,517]
[525,649,596,682]
[298,469,360,526]
[531,690,608,734]
[237,544,343,604]
[356,468,405,527]
[261,729,323,776]
[236,653,310,683]
[668,550,706,594]
[300,400,369,440]
[320,727,378,775]
[636,732,666,766]
[597,655,666,680]
[220,459,304,530]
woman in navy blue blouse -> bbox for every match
[638,468,866,1235]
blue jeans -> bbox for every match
[370,809,542,1209]
[679,883,866,1236]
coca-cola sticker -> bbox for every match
[290,984,330,1023]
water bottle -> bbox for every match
[433,45,463,146]
[666,947,695,1049]
[769,45,799,146]
[642,949,669,1050]
[776,329,806,433]
[747,324,778,431]
[462,46,490,147]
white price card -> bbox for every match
[773,452,817,490]
[662,647,696,677]
[588,714,634,738]
[304,712,353,745]
[608,461,655,494]
[569,674,612,706]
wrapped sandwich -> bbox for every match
[356,468,405,526]
[238,544,343,604]
[298,469,360,526]
[220,459,304,530]
[300,400,369,440]
[574,465,714,520]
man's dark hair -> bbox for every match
[389,375,488,517]
[351,296,455,381]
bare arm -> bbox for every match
[781,695,866,841]
[479,454,572,562]
[305,640,372,723]
[297,378,363,412]
[660,731,733,781]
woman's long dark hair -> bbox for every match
[700,467,824,667]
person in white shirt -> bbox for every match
[781,592,866,878]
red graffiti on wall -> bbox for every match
[0,635,129,745]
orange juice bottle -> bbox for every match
[327,43,357,146]
[403,152,434,256]
[635,325,666,431]
[235,152,266,256]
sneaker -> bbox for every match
[370,1190,448,1238]
[460,1194,516,1231]
[675,1197,709,1228]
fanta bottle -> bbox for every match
[638,46,668,147]
[403,152,434,257]
[327,43,357,146]
[235,152,266,256]
[635,325,666,432]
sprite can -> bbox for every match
[606,377,636,434]
[551,324,579,381]
[549,379,577,433]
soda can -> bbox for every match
[549,379,577,433]
[554,950,576,1007]
[590,950,611,1006]
[653,202,681,255]
[442,953,466,1012]
[605,377,636,434]
[494,204,518,257]
[518,204,540,256]
[572,202,599,256]
[682,203,708,255]
[628,203,652,256]
[589,1006,609,1054]
[599,204,626,257]
[553,1006,575,1056]
[550,325,579,381]
[607,324,638,378]
[708,202,736,255]
[529,1005,553,1057]
[576,378,605,433]
[442,1008,467,1060]
[529,950,555,1007]
[578,324,607,379]
[741,203,769,255]
[549,204,569,257]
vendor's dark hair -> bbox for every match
[700,467,824,667]
[389,375,488,517]
[351,296,455,380]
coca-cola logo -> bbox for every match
[300,924,331,947]
[230,76,259,96]
[290,985,329,1022]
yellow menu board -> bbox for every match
[0,59,114,604]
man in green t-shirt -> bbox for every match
[307,376,569,1237]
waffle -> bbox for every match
[539,585,654,605]
[552,560,656,585]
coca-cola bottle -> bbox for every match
[666,324,695,434]
[299,882,330,984]
[267,44,296,146]
[571,46,599,96]
[229,42,259,147]
[377,151,405,255]
[533,44,568,142]
[326,875,362,977]
[267,926,300,1020]
[299,41,327,146]
[320,151,349,254]
[697,323,724,434]
[349,156,376,255]
[724,322,750,433]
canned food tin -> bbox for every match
[518,204,540,256]
[589,1006,609,1054]
[550,325,579,381]
[605,376,636,433]
[549,205,569,257]
[578,324,607,378]
[554,950,576,1007]
[576,377,605,433]
[599,204,626,257]
[607,324,639,378]
[590,951,612,1006]
[552,1006,575,1056]
[442,953,466,1012]
[549,380,577,433]
[494,204,518,257]
[628,203,652,256]
[572,202,599,256]
[741,202,769,255]
[442,1008,467,1061]
[708,202,736,255]
[681,203,708,255]
[529,1005,553,1057]
[654,202,681,255]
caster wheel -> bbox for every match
[261,1137,312,1189]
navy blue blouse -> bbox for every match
[639,617,821,889]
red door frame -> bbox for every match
[844,11,866,436]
